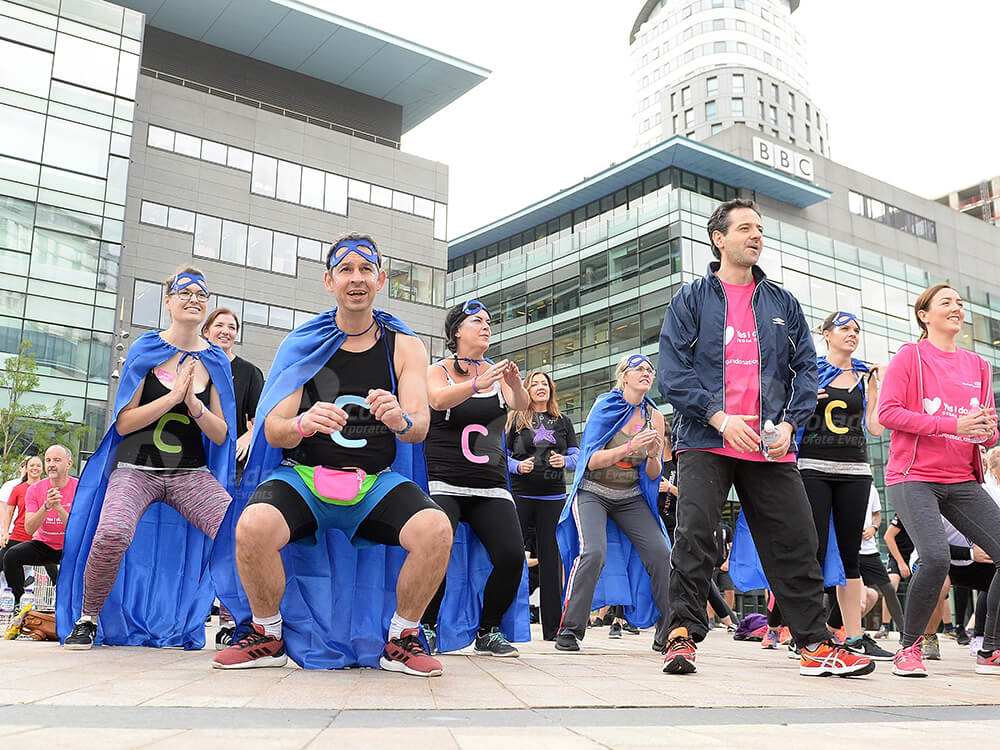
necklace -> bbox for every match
[343,317,378,337]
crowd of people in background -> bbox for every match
[0,200,997,684]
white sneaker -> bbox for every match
[970,635,984,657]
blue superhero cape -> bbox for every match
[56,331,237,648]
[556,390,666,628]
[729,510,846,591]
[210,309,528,669]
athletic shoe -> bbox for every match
[555,632,580,652]
[777,626,792,645]
[761,627,779,649]
[893,638,927,677]
[662,628,697,674]
[975,648,1000,675]
[63,618,97,650]
[651,637,666,654]
[608,622,623,639]
[212,623,287,669]
[474,627,519,657]
[745,625,767,642]
[726,623,737,633]
[921,633,941,660]
[969,636,984,656]
[787,641,802,659]
[941,623,956,639]
[800,640,875,677]
[622,622,640,635]
[379,628,443,677]
[830,626,847,644]
[215,625,235,651]
[421,624,437,655]
[3,602,31,640]
[845,634,894,661]
[955,625,970,646]
[874,624,890,640]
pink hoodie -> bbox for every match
[879,339,997,485]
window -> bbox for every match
[711,123,723,135]
[732,74,744,94]
[146,125,174,151]
[705,100,717,119]
[681,86,691,106]
[735,19,746,31]
[324,174,348,215]
[370,185,393,208]
[220,220,247,265]
[712,19,725,31]
[714,41,726,53]
[706,77,718,97]
[788,91,796,110]
[227,147,253,171]
[771,83,779,102]
[805,122,812,143]
[42,118,110,177]
[670,92,676,111]
[243,301,268,326]
[132,280,162,328]
[201,140,227,165]
[246,227,272,269]
[735,0,745,7]
[787,113,794,132]
[268,306,294,330]
[251,155,277,198]
[672,114,679,133]
[758,101,765,119]
[736,41,747,54]
[193,214,221,259]
[271,232,297,275]
[297,237,322,262]
[53,34,118,94]
[166,207,195,233]
[805,102,811,121]
[756,77,764,97]
[732,98,744,117]
[174,132,200,158]
[300,167,325,209]
[140,201,167,226]
[30,229,99,288]
[275,161,301,203]
[769,105,778,124]
[684,109,695,129]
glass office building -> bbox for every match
[447,129,1000,498]
[0,0,144,452]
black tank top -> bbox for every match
[425,366,508,489]
[798,381,867,463]
[115,372,212,470]
[285,331,396,474]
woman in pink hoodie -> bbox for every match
[878,284,1000,678]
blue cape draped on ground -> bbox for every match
[556,390,666,628]
[210,308,528,668]
[57,331,237,648]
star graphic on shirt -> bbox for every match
[533,423,556,445]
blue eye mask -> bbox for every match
[831,311,858,328]
[171,273,209,295]
[626,354,652,371]
[329,240,380,268]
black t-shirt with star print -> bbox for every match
[507,413,579,497]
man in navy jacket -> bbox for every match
[656,198,874,679]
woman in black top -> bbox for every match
[506,370,579,641]
[422,300,530,656]
[798,311,888,659]
[202,308,264,475]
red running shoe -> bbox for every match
[662,627,697,674]
[380,627,444,677]
[212,623,288,670]
[800,639,875,677]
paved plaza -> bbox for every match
[0,623,995,748]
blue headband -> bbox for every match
[625,354,653,370]
[171,273,209,295]
[462,299,488,317]
[829,312,858,329]
[329,239,380,268]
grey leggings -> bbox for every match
[888,481,1000,651]
[559,488,672,643]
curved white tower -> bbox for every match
[630,0,829,155]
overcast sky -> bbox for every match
[318,1,1000,239]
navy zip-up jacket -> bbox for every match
[657,261,818,452]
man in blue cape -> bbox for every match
[57,271,237,649]
[212,233,463,675]
[556,374,669,646]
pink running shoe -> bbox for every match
[975,648,1000,675]
[892,637,927,678]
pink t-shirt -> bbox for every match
[24,477,77,550]
[705,277,794,463]
[881,339,995,484]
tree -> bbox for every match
[0,340,90,481]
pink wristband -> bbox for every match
[471,376,480,393]
[626,439,632,456]
[296,413,316,438]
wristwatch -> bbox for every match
[391,411,413,436]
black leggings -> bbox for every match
[423,493,525,632]
[802,472,871,579]
[514,496,563,640]
[2,540,60,604]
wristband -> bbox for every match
[718,415,730,436]
[471,376,481,393]
[626,439,632,456]
[189,402,206,420]
[296,413,317,438]
[390,411,413,436]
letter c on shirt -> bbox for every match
[461,424,490,464]
[332,395,369,448]
[153,413,189,454]
[824,399,849,435]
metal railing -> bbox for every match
[140,67,401,150]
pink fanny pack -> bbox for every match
[313,467,366,502]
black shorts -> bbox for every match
[713,568,735,592]
[247,479,441,546]
[948,561,996,591]
[886,556,907,576]
[857,552,890,587]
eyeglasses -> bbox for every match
[631,366,656,376]
[462,299,487,316]
[172,289,210,303]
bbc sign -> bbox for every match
[752,137,814,182]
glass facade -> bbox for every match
[0,0,142,455]
[448,179,1000,517]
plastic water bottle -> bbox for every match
[761,419,779,461]
[0,589,14,629]
[19,590,33,611]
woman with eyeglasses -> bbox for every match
[421,299,531,657]
[779,311,892,660]
[554,354,671,653]
[505,370,579,641]
[59,265,237,650]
